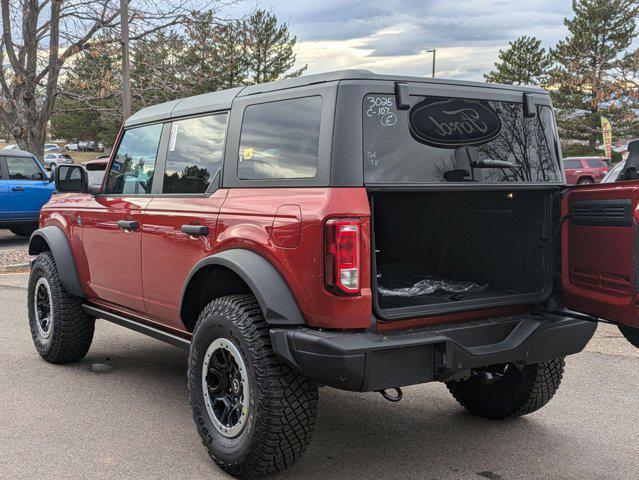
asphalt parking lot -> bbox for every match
[1,272,637,480]
[0,229,28,251]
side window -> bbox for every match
[6,156,44,180]
[238,96,322,180]
[163,113,228,194]
[105,124,163,195]
[564,159,582,169]
[586,158,603,168]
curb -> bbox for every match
[0,263,30,272]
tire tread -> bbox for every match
[188,294,317,479]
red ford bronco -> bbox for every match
[27,70,639,479]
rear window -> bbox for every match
[564,159,582,169]
[586,158,605,168]
[238,96,321,180]
[363,94,561,184]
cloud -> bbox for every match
[225,0,576,81]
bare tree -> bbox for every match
[0,0,210,159]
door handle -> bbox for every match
[181,224,208,237]
[11,186,24,192]
[117,220,138,231]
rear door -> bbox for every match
[2,155,52,220]
[142,112,229,331]
[562,181,639,329]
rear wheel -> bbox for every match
[619,325,639,348]
[578,177,594,185]
[10,224,37,237]
[27,252,95,363]
[446,358,565,419]
[188,295,318,479]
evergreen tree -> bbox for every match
[185,13,250,93]
[550,0,639,147]
[51,41,122,147]
[130,31,191,109]
[244,10,307,84]
[484,36,552,85]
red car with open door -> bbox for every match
[25,71,639,479]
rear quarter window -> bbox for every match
[586,158,605,168]
[238,96,322,180]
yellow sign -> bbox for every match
[601,116,612,160]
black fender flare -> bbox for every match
[181,249,305,325]
[29,226,84,298]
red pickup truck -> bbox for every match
[26,71,639,479]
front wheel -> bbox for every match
[188,295,318,479]
[28,252,95,363]
[446,358,565,419]
[619,325,639,348]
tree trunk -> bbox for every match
[16,125,46,161]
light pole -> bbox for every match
[425,49,436,78]
[120,0,131,120]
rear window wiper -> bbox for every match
[471,159,520,169]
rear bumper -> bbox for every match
[270,314,596,392]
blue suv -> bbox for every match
[0,149,55,237]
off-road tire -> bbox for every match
[28,251,95,363]
[446,358,565,419]
[188,294,318,479]
[10,224,37,237]
[619,325,639,348]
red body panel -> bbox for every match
[216,188,372,329]
[41,184,560,334]
[142,191,228,330]
[562,182,639,329]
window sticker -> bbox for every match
[242,147,254,161]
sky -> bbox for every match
[222,0,576,81]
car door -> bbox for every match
[562,177,639,330]
[2,154,52,221]
[0,161,8,220]
[80,123,166,314]
[142,113,229,331]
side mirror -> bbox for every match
[55,164,88,193]
[48,164,55,182]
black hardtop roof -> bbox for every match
[125,69,548,127]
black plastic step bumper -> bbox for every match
[270,314,596,392]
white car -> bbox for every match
[43,152,74,170]
[44,143,61,152]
